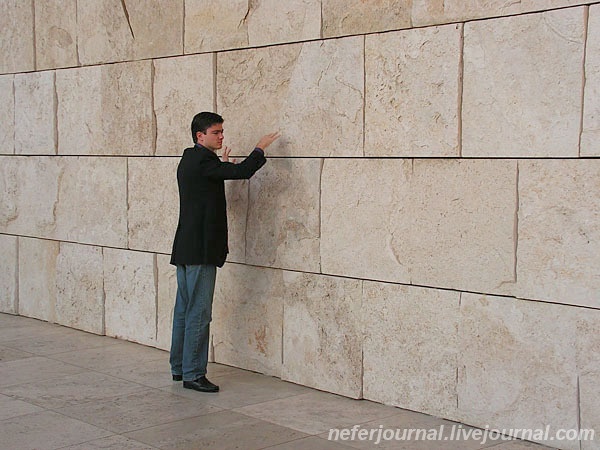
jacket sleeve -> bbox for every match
[199,148,267,180]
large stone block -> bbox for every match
[580,372,600,450]
[56,61,153,155]
[156,254,176,351]
[517,160,600,307]
[212,263,283,376]
[462,8,585,157]
[0,234,18,314]
[363,281,460,418]
[582,5,600,157]
[0,75,14,154]
[576,307,600,378]
[246,158,321,272]
[0,0,34,73]
[128,158,178,254]
[154,55,214,156]
[365,24,461,157]
[103,248,157,346]
[321,159,517,293]
[18,237,58,322]
[77,0,183,65]
[458,293,579,450]
[34,0,78,70]
[14,71,56,155]
[218,37,364,157]
[184,0,249,53]
[55,242,104,334]
[282,271,362,398]
[322,0,411,38]
[225,178,249,264]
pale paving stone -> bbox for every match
[322,0,412,38]
[184,0,249,53]
[363,281,460,418]
[321,159,516,294]
[154,54,214,156]
[580,372,600,450]
[55,242,104,334]
[247,0,321,47]
[156,253,176,351]
[0,0,34,73]
[282,271,362,399]
[0,75,14,154]
[128,158,178,254]
[412,0,589,27]
[246,158,321,272]
[462,8,585,157]
[218,37,364,157]
[35,0,78,70]
[0,234,18,314]
[517,160,600,307]
[18,237,58,322]
[582,5,600,157]
[103,248,157,347]
[458,293,579,450]
[77,0,183,65]
[212,263,283,377]
[365,24,461,157]
[14,71,56,155]
[56,61,153,155]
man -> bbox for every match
[169,111,280,392]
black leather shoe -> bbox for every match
[172,374,182,381]
[183,376,219,392]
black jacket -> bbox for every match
[170,144,266,267]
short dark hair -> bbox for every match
[191,112,224,143]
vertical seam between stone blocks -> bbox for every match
[318,159,324,273]
[362,35,366,157]
[151,61,157,155]
[456,291,462,411]
[213,52,218,112]
[458,23,465,158]
[31,0,37,70]
[153,253,158,343]
[126,158,130,249]
[75,0,81,66]
[15,236,20,314]
[359,279,364,399]
[319,0,323,39]
[577,375,582,450]
[53,71,58,154]
[12,75,16,154]
[182,0,186,54]
[244,179,250,263]
[514,162,519,283]
[579,6,590,158]
[101,246,106,335]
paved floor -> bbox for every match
[0,313,554,450]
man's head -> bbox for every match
[191,112,224,151]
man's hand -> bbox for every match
[221,146,237,163]
[256,132,281,151]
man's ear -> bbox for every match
[196,131,204,143]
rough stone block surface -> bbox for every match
[462,8,585,157]
[35,0,78,70]
[103,248,157,347]
[580,372,600,450]
[0,0,34,73]
[156,254,176,351]
[365,24,461,157]
[225,178,249,264]
[363,281,460,418]
[55,242,104,334]
[0,234,18,314]
[582,5,600,157]
[282,271,362,398]
[0,75,14,154]
[218,37,364,157]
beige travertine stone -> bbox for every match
[14,71,56,155]
[247,0,321,47]
[576,308,600,377]
[184,0,248,53]
[128,158,178,254]
[34,0,78,70]
[517,160,600,307]
[56,61,153,155]
[103,248,156,346]
[0,75,14,154]
[462,8,585,157]
[363,281,460,418]
[412,0,589,27]
[365,24,460,157]
[321,159,516,293]
[156,254,176,351]
[0,0,34,73]
[458,293,578,450]
[580,372,600,450]
[55,242,104,334]
[0,234,18,314]
[225,179,249,264]
[212,263,283,376]
[154,55,214,156]
[246,159,321,272]
[582,5,600,157]
[322,0,412,38]
[77,0,183,65]
[282,271,362,398]
[218,37,364,157]
[18,237,58,322]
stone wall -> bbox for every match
[1,1,599,448]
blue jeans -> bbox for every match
[169,264,217,381]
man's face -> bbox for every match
[197,123,224,151]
